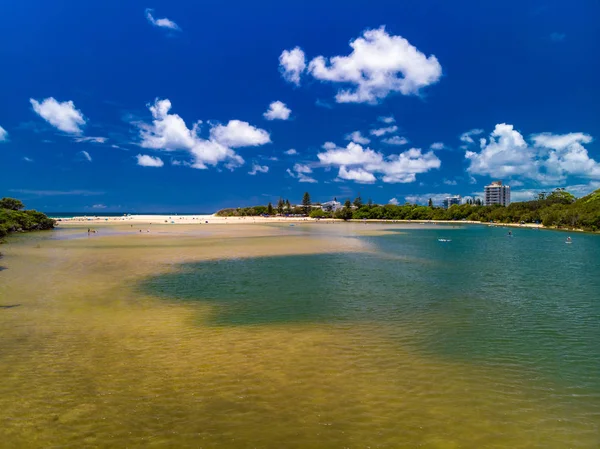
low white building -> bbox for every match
[321,200,342,212]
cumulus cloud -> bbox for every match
[530,132,592,150]
[382,136,408,145]
[145,8,180,30]
[371,125,398,137]
[287,163,317,183]
[466,124,535,179]
[430,142,445,150]
[136,154,164,167]
[285,148,298,155]
[249,163,269,175]
[30,97,86,134]
[345,131,370,145]
[307,27,442,103]
[279,47,306,85]
[466,125,600,185]
[92,204,107,209]
[317,142,440,184]
[263,101,291,120]
[443,179,457,185]
[136,98,270,170]
[79,150,92,162]
[0,126,8,142]
[338,166,377,183]
[379,116,395,124]
[210,120,271,148]
[388,198,399,205]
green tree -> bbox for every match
[302,192,311,215]
[267,202,274,215]
[309,209,327,218]
[353,194,363,208]
[344,199,352,208]
[0,198,24,211]
[277,198,284,214]
[428,198,433,208]
[285,199,291,211]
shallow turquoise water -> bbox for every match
[141,225,600,397]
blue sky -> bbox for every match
[1,0,599,212]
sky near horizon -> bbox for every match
[1,0,599,212]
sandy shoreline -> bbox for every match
[52,214,547,229]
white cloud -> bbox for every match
[379,116,395,124]
[285,148,298,155]
[443,179,457,185]
[371,125,398,137]
[460,128,484,144]
[388,198,399,205]
[92,204,107,209]
[263,101,291,120]
[466,124,535,179]
[466,125,600,185]
[210,120,271,148]
[145,8,180,30]
[307,26,442,103]
[139,99,199,150]
[430,142,444,150]
[30,97,86,134]
[317,142,441,184]
[79,150,92,162]
[74,136,107,144]
[287,163,317,183]
[404,192,453,205]
[318,142,383,167]
[23,157,33,162]
[136,154,164,167]
[345,131,370,145]
[0,126,8,142]
[249,163,269,175]
[322,141,337,150]
[382,136,408,145]
[279,47,306,85]
[530,132,592,150]
[338,166,377,183]
[294,163,312,174]
[136,98,270,170]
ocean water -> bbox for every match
[1,223,599,448]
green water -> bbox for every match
[2,223,600,447]
[142,226,600,383]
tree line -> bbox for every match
[0,198,56,240]
[217,188,600,231]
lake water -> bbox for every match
[1,223,599,448]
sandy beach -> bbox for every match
[53,213,546,230]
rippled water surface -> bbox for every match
[1,223,599,448]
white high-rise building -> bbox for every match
[484,181,510,206]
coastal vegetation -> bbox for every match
[0,197,55,240]
[217,188,600,231]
